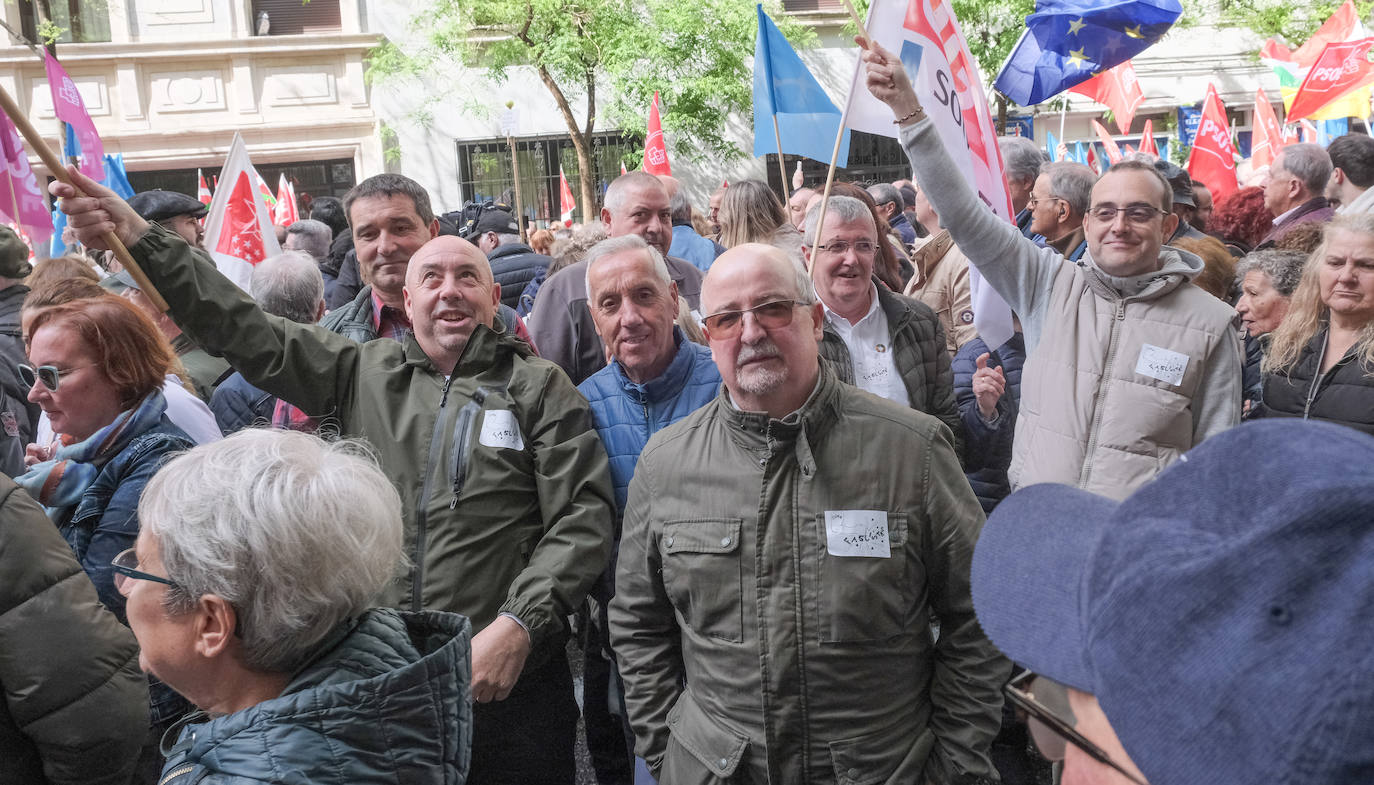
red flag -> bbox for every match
[620,162,628,176]
[1300,119,1319,142]
[1093,119,1124,164]
[1186,84,1239,204]
[1270,0,1360,67]
[203,133,281,290]
[0,113,53,242]
[197,169,212,205]
[1139,119,1159,157]
[1287,37,1374,120]
[43,53,103,180]
[559,167,576,226]
[273,173,299,226]
[1251,90,1285,170]
[1086,145,1099,174]
[642,92,671,176]
[1070,61,1144,134]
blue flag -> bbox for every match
[753,4,849,167]
[993,0,1182,106]
[51,153,134,255]
[1046,130,1059,161]
[1073,141,1087,164]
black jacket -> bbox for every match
[210,372,276,435]
[951,334,1025,513]
[487,243,552,309]
[1259,328,1374,436]
[0,284,36,477]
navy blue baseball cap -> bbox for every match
[971,419,1374,785]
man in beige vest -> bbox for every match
[863,41,1242,500]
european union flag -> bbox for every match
[753,4,849,166]
[994,0,1182,106]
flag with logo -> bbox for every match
[273,173,299,226]
[197,169,212,205]
[43,52,103,181]
[843,0,1014,350]
[1138,119,1158,157]
[559,168,576,226]
[642,92,671,176]
[1069,60,1144,133]
[1093,119,1123,164]
[753,4,850,165]
[1251,90,1284,170]
[993,0,1182,106]
[203,133,281,290]
[1186,84,1239,204]
[0,113,53,243]
[1286,37,1374,120]
[1261,1,1371,122]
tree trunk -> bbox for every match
[996,93,1007,136]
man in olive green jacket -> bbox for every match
[610,244,1008,785]
[55,171,614,785]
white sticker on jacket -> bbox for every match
[1135,343,1189,387]
[824,510,890,558]
[479,410,525,450]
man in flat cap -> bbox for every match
[128,190,208,250]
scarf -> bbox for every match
[17,390,168,514]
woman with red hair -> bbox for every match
[1209,186,1273,256]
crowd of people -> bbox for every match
[1,38,1371,785]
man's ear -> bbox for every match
[1162,210,1180,239]
[194,594,239,660]
[428,218,441,239]
[403,285,414,322]
[600,207,612,227]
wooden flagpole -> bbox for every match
[0,83,168,310]
[772,116,791,204]
[810,0,872,274]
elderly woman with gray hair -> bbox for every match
[117,429,473,784]
[1234,249,1307,416]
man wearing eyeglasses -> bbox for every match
[611,243,1007,785]
[1027,162,1094,263]
[863,41,1241,500]
[804,195,961,449]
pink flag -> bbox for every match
[202,133,281,290]
[0,113,54,243]
[43,53,103,181]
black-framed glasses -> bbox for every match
[1087,204,1166,224]
[702,299,807,339]
[1004,671,1149,785]
[814,239,877,256]
[112,547,177,594]
[18,363,93,392]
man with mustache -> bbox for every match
[53,169,615,785]
[610,243,1006,784]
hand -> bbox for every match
[24,442,53,467]
[972,353,1005,420]
[858,38,922,122]
[470,614,532,703]
[792,159,804,190]
[49,165,151,251]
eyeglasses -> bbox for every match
[702,299,806,339]
[112,547,178,594]
[18,363,92,392]
[1087,204,1166,224]
[1004,672,1149,785]
[814,240,877,256]
[1028,195,1064,209]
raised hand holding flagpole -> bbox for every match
[0,83,168,311]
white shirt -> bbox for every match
[36,374,223,448]
[821,285,911,407]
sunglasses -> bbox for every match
[1004,671,1149,785]
[702,299,807,340]
[18,363,93,392]
[111,547,178,595]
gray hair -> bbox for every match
[1042,161,1096,216]
[669,189,693,223]
[584,234,670,297]
[250,250,325,324]
[1278,143,1333,195]
[284,219,331,261]
[802,196,876,245]
[866,183,902,211]
[1235,249,1308,297]
[999,135,1044,185]
[603,171,665,218]
[139,430,407,674]
[493,232,522,247]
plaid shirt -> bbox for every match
[371,289,413,341]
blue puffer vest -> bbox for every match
[577,329,720,515]
[951,334,1025,513]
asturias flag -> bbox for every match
[994,0,1181,106]
[753,4,849,166]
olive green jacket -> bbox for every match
[610,367,1008,785]
[128,225,615,655]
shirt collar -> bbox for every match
[370,288,411,330]
[820,282,881,328]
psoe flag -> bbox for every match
[1186,84,1239,204]
[203,133,282,290]
[753,4,850,166]
[1286,37,1374,121]
[844,0,1014,350]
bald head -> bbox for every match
[703,243,814,315]
[405,235,493,288]
[403,235,501,375]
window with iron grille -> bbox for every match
[457,132,636,225]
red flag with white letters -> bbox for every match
[1286,37,1374,121]
[1071,61,1144,135]
[1093,120,1123,164]
[1251,90,1285,170]
[642,92,672,176]
[1186,84,1239,204]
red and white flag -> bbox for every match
[620,162,628,176]
[1186,84,1239,204]
[843,0,1014,349]
[43,53,103,181]
[197,169,212,205]
[1070,60,1145,135]
[559,167,576,226]
[1138,119,1159,158]
[1286,37,1374,120]
[1251,90,1285,170]
[1093,119,1124,164]
[1263,0,1360,65]
[642,92,672,176]
[273,173,299,226]
[203,133,281,290]
[1300,118,1320,142]
[0,113,53,243]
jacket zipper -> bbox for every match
[449,388,487,509]
[412,375,455,612]
[1079,300,1127,487]
[157,766,195,785]
[1302,336,1331,420]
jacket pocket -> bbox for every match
[659,519,744,643]
[829,723,934,785]
[815,513,913,643]
[663,688,749,781]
